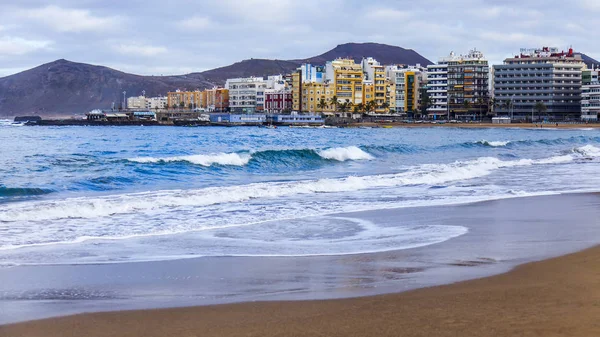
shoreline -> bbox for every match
[3,243,600,336]
[14,121,600,129]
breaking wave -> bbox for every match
[128,146,374,167]
[316,146,374,161]
[0,152,583,224]
[128,153,252,167]
[477,140,511,147]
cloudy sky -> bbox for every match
[0,0,598,77]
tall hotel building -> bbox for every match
[427,50,489,119]
[493,47,585,120]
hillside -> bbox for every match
[0,43,432,116]
[0,60,214,117]
[303,42,432,66]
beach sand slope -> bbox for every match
[3,245,600,337]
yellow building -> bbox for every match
[300,82,335,113]
[362,82,375,110]
[388,83,396,112]
[329,58,364,109]
[373,65,387,112]
[167,90,203,110]
[404,71,418,113]
[292,71,302,112]
[205,88,229,112]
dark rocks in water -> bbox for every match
[14,116,42,122]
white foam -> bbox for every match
[479,140,510,147]
[317,146,374,161]
[573,145,600,158]
[0,153,578,224]
[128,152,251,166]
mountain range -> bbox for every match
[0,43,432,117]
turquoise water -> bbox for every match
[1,123,600,265]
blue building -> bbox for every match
[270,114,324,125]
[209,114,267,124]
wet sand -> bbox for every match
[3,243,600,337]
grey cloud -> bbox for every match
[0,0,597,77]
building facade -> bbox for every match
[426,63,448,118]
[581,82,600,121]
[226,77,267,113]
[387,65,428,115]
[494,47,584,120]
[205,88,229,112]
[167,90,203,110]
[447,49,489,120]
[326,58,365,109]
[146,96,168,110]
[361,58,387,112]
[127,96,147,110]
[265,89,292,113]
[300,64,324,83]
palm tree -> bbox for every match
[477,98,485,121]
[356,103,366,113]
[366,100,376,113]
[534,101,547,122]
[381,101,390,113]
[329,96,338,111]
[317,98,328,112]
[339,102,349,113]
[503,99,513,118]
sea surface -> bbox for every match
[1,121,600,266]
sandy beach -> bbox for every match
[3,193,600,336]
[3,243,600,337]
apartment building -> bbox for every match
[447,49,490,120]
[326,58,364,108]
[493,47,584,120]
[126,96,147,110]
[225,77,267,113]
[146,96,168,110]
[167,90,203,110]
[581,82,600,121]
[386,65,427,114]
[426,63,448,118]
[205,88,229,112]
[361,58,387,112]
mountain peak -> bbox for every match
[0,42,432,116]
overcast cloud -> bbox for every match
[0,0,597,77]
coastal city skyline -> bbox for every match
[1,0,600,77]
[111,46,596,124]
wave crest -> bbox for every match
[316,146,374,161]
[128,153,251,167]
[477,140,511,147]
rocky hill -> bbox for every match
[0,42,435,116]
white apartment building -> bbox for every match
[426,63,448,117]
[581,82,600,121]
[361,57,381,81]
[300,64,324,83]
[146,96,168,110]
[226,77,268,113]
[127,96,147,110]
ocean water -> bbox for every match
[1,122,600,266]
